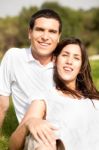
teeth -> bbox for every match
[39,42,49,46]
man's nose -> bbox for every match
[41,32,49,40]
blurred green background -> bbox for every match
[0,2,99,58]
[0,1,99,150]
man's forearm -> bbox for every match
[0,96,9,128]
[9,122,29,150]
[9,100,51,150]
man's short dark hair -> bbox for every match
[29,9,62,33]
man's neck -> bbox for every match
[31,51,53,65]
[37,55,53,65]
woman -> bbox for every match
[11,37,99,150]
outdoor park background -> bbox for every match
[0,1,99,149]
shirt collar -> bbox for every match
[26,47,35,62]
[26,47,54,69]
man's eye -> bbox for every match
[35,28,44,31]
[50,30,57,33]
[36,29,43,31]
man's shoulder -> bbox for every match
[6,47,26,55]
[1,47,30,64]
[4,47,29,59]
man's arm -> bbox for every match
[9,100,57,150]
[0,96,9,128]
[8,121,29,150]
[9,100,45,150]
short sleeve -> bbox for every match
[0,49,12,96]
[28,89,46,104]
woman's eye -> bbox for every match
[75,57,80,60]
[62,54,68,57]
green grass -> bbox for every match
[90,60,99,90]
[0,60,99,149]
[0,99,18,150]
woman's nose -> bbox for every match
[66,56,73,64]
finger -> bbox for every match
[41,121,59,141]
[31,128,43,144]
[36,128,51,146]
[48,123,59,131]
[42,127,56,148]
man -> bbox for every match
[0,9,62,149]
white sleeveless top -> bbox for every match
[44,88,99,150]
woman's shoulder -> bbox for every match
[93,99,99,110]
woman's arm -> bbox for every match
[9,100,56,150]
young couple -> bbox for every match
[0,9,99,150]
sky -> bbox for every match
[0,0,99,18]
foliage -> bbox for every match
[90,60,99,90]
[0,99,18,150]
[0,2,99,58]
[92,8,99,32]
[0,17,19,55]
[0,2,99,149]
[17,6,38,47]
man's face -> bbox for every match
[28,17,61,60]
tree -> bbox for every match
[17,6,38,47]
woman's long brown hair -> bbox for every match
[53,37,99,100]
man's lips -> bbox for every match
[38,41,50,46]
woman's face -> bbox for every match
[56,44,82,90]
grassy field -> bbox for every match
[0,99,18,150]
[0,60,99,150]
[90,60,99,90]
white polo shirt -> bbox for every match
[0,47,54,122]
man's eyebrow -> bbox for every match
[49,29,58,33]
[34,27,44,30]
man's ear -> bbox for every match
[58,33,61,43]
[52,56,56,63]
[28,29,32,40]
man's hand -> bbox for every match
[25,117,57,149]
[9,100,58,150]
